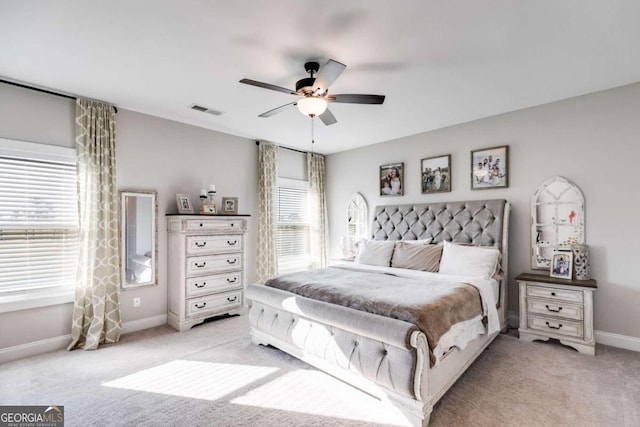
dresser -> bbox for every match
[517,273,597,355]
[167,215,249,331]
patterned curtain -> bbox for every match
[256,141,279,283]
[68,99,121,351]
[307,153,328,269]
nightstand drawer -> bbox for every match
[526,284,583,303]
[528,315,583,339]
[527,299,583,321]
[186,235,242,255]
[186,254,242,276]
[185,219,245,232]
[186,272,242,298]
[186,290,242,318]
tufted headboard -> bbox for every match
[371,199,507,250]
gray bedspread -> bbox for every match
[265,267,483,365]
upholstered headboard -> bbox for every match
[371,199,507,250]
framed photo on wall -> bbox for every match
[176,193,194,214]
[421,154,451,194]
[550,250,573,280]
[221,197,238,214]
[471,145,509,190]
[380,162,404,196]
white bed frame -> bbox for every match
[247,200,510,426]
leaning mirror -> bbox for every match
[120,190,158,288]
[531,176,585,269]
[342,193,368,259]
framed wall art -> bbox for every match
[471,145,509,190]
[421,154,451,194]
[379,162,404,196]
[176,193,194,214]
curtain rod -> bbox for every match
[0,78,118,113]
[255,140,307,154]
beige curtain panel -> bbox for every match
[307,152,329,269]
[256,141,279,284]
[68,99,121,351]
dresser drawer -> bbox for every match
[186,235,242,255]
[185,219,245,232]
[186,254,242,276]
[527,299,583,321]
[528,315,583,339]
[526,284,583,303]
[186,272,242,298]
[186,290,242,318]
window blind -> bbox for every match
[0,154,79,293]
[275,184,310,273]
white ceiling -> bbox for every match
[1,1,639,154]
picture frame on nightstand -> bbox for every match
[550,250,573,279]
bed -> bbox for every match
[246,199,510,426]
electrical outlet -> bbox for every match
[133,297,141,308]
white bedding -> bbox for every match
[330,261,501,364]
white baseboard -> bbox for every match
[0,334,71,364]
[121,314,167,335]
[0,314,168,364]
[506,311,640,352]
[594,330,640,353]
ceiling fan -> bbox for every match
[239,59,385,126]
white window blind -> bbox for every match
[0,140,79,294]
[276,179,310,273]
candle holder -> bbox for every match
[200,187,217,214]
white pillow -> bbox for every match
[355,239,396,267]
[401,238,433,245]
[438,241,500,279]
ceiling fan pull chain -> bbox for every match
[311,116,315,155]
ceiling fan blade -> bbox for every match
[328,94,385,104]
[318,108,337,126]
[258,102,297,118]
[239,78,297,95]
[312,59,346,95]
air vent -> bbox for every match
[189,103,224,116]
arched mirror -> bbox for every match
[120,190,158,288]
[343,193,368,259]
[531,176,585,269]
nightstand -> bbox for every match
[517,273,597,355]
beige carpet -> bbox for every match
[1,315,639,427]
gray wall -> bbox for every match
[326,82,640,339]
[0,82,258,351]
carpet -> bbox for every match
[0,315,638,426]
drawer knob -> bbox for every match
[231,223,235,227]
[227,296,238,302]
[195,302,207,309]
[227,277,237,283]
[227,240,238,245]
[195,282,206,288]
[545,321,563,330]
[551,292,556,296]
[195,242,207,248]
[194,262,207,268]
[199,223,203,227]
[545,305,563,313]
[226,259,237,264]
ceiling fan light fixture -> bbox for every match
[297,97,328,117]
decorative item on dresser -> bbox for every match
[167,214,249,331]
[517,273,597,355]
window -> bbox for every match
[275,178,310,273]
[0,139,78,300]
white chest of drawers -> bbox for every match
[167,215,248,331]
[517,273,597,355]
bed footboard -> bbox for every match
[247,284,432,426]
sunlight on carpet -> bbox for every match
[102,360,278,401]
[231,369,410,426]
